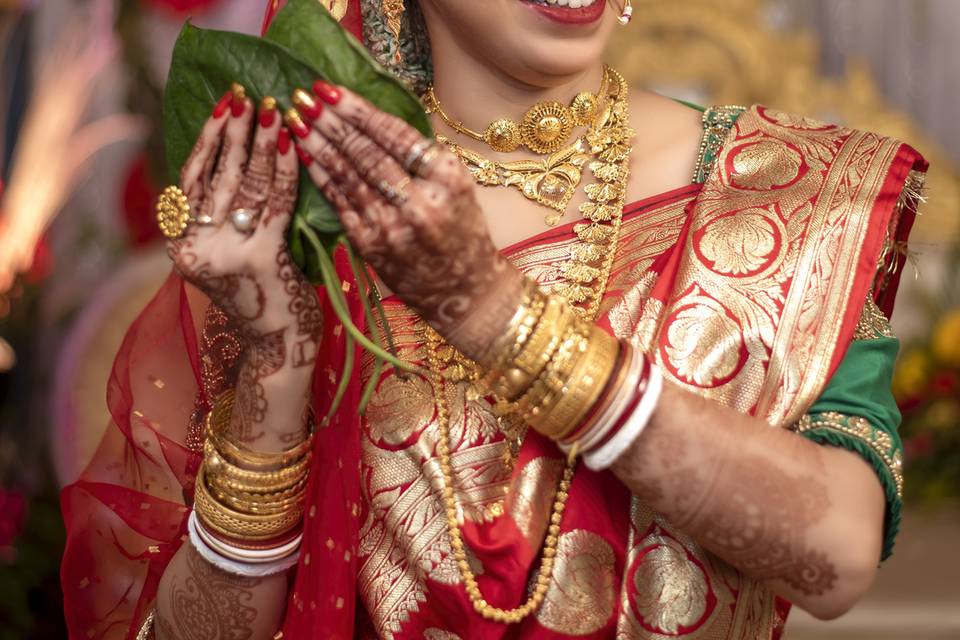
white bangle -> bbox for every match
[583,363,663,471]
[577,347,644,454]
[559,346,644,457]
[187,511,300,577]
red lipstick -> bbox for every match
[522,0,606,26]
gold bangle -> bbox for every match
[563,342,632,444]
[208,391,314,470]
[483,277,543,365]
[194,467,304,541]
[517,319,586,422]
[206,472,309,503]
[488,295,573,402]
[487,282,548,374]
[204,440,311,489]
[211,484,308,516]
[534,327,620,440]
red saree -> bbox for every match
[60,107,925,640]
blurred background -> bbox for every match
[0,0,957,638]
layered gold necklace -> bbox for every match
[425,66,625,225]
[422,68,635,623]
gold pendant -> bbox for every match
[521,101,574,154]
[501,142,589,224]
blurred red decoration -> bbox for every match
[0,489,27,550]
[121,153,163,247]
[141,0,224,17]
[24,236,53,284]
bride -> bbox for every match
[61,1,926,638]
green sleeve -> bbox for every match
[796,335,904,561]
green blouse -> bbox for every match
[689,104,904,561]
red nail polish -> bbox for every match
[295,144,313,166]
[259,97,277,127]
[284,109,311,139]
[278,128,291,155]
[230,82,247,117]
[312,79,341,105]
[212,91,232,118]
[292,89,323,121]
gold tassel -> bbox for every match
[383,0,405,63]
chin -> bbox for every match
[422,0,618,85]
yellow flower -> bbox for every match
[932,309,960,366]
[893,348,931,399]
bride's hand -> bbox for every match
[168,87,322,368]
[290,82,524,363]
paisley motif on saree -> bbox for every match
[352,106,926,640]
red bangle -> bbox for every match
[588,357,652,453]
[561,342,631,445]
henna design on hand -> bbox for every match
[300,86,524,362]
[231,328,286,444]
[160,544,262,640]
[612,388,838,598]
[166,102,316,450]
[277,249,322,368]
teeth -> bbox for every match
[533,0,597,7]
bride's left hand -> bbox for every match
[290,81,524,363]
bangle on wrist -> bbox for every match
[188,511,300,577]
[583,360,663,470]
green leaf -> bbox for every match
[162,0,432,282]
[264,0,432,139]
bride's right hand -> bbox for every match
[167,87,322,368]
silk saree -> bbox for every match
[60,105,925,640]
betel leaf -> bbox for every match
[162,0,432,281]
[162,23,340,280]
[263,0,432,139]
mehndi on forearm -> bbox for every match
[154,543,288,640]
[610,384,886,619]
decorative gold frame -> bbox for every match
[609,0,959,242]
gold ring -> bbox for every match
[409,142,444,176]
[156,185,191,239]
[403,139,432,173]
[378,176,411,206]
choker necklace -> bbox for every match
[425,67,611,154]
[429,67,628,226]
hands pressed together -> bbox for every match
[168,81,522,367]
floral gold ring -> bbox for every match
[157,185,215,239]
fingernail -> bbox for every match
[312,79,341,105]
[284,108,311,139]
[294,143,313,166]
[230,82,247,117]
[292,88,322,121]
[212,91,232,118]
[278,127,291,155]
[259,96,277,127]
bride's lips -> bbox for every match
[521,0,606,26]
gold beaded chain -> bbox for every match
[425,68,611,154]
[421,68,634,623]
[424,328,575,624]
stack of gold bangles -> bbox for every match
[189,390,313,576]
[485,278,662,468]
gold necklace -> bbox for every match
[425,67,611,154]
[430,68,626,226]
[422,68,634,623]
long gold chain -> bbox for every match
[425,68,610,154]
[422,68,634,623]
